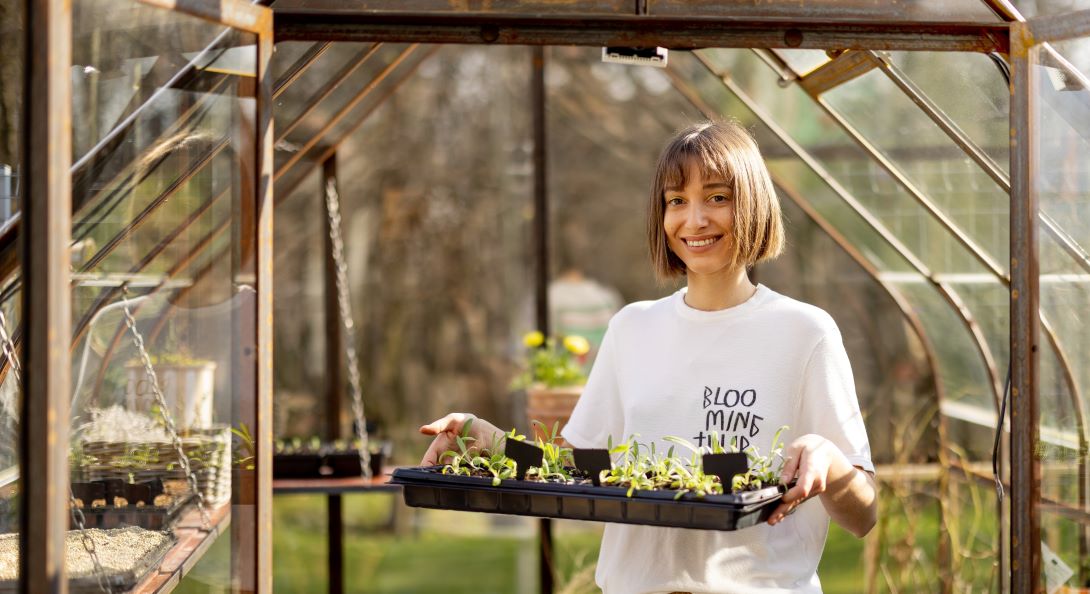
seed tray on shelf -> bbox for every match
[0,527,176,593]
[390,466,785,531]
[273,440,393,479]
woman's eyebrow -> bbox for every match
[704,182,731,189]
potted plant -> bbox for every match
[125,351,217,431]
[514,331,590,442]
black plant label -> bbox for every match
[505,439,544,481]
[702,452,749,487]
[573,449,611,486]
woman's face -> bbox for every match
[662,163,737,278]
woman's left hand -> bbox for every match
[766,433,851,526]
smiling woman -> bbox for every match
[421,119,877,594]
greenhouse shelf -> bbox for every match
[390,467,785,531]
[272,467,398,494]
[126,502,230,594]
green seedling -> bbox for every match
[525,421,576,482]
[440,418,520,486]
[729,425,789,492]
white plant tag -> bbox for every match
[1042,541,1074,594]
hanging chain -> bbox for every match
[119,288,211,528]
[0,310,112,593]
[324,179,372,478]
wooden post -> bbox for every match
[19,0,72,592]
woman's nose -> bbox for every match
[687,201,708,227]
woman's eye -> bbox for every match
[709,194,732,203]
[667,197,684,206]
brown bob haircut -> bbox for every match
[647,120,785,280]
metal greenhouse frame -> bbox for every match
[9,0,1090,591]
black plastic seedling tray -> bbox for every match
[391,466,785,531]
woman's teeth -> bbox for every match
[686,237,719,247]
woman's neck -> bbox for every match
[683,268,757,311]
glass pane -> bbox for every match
[823,68,1010,268]
[777,49,831,76]
[273,42,413,173]
[0,2,22,587]
[70,0,229,165]
[271,44,538,591]
[1032,42,1090,591]
[886,51,1011,176]
[67,1,258,589]
[671,47,1002,588]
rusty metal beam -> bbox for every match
[273,11,1010,53]
[137,0,269,33]
[797,50,879,96]
[1026,8,1090,43]
[1009,21,1041,593]
[277,43,382,142]
[19,0,71,592]
[274,41,332,98]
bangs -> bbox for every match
[660,134,735,194]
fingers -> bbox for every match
[767,500,798,525]
[780,444,801,486]
[419,413,471,436]
[420,434,453,466]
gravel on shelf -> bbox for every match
[0,527,172,580]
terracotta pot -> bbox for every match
[525,385,582,442]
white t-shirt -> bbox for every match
[561,284,874,594]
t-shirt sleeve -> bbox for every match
[561,324,623,449]
[797,325,875,474]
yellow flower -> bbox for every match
[563,335,590,356]
[523,331,545,348]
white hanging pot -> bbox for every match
[126,361,217,431]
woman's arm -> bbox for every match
[767,434,878,538]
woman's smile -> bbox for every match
[682,234,724,251]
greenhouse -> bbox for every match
[1,0,1089,591]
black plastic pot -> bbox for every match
[68,479,190,531]
[275,440,393,479]
[272,453,323,478]
[390,466,784,531]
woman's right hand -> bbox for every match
[418,413,504,466]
